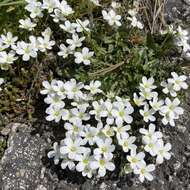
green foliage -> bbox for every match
[0,0,184,124]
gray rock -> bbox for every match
[165,0,190,23]
[0,123,81,190]
[0,123,54,190]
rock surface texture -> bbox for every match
[0,123,54,190]
[0,0,190,190]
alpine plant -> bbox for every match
[0,0,189,183]
[42,73,188,182]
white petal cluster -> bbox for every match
[0,0,188,183]
[43,72,187,181]
[102,9,122,27]
[0,28,55,69]
[160,25,190,58]
[0,0,94,71]
[53,4,94,66]
[0,0,145,71]
[42,78,134,178]
[134,73,188,127]
[140,123,171,164]
[127,9,143,29]
[175,26,190,56]
[19,18,37,31]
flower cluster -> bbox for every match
[0,0,147,71]
[175,26,190,57]
[161,25,190,58]
[134,72,187,127]
[43,73,188,182]
[0,28,55,70]
[125,1,143,29]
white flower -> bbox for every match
[56,0,74,16]
[133,93,146,107]
[111,1,121,9]
[127,149,145,169]
[42,0,58,13]
[40,80,57,95]
[75,152,93,177]
[66,34,85,50]
[47,142,63,165]
[42,27,52,37]
[0,51,17,70]
[176,26,190,52]
[52,80,66,98]
[139,123,162,144]
[144,138,158,156]
[161,112,176,126]
[59,20,76,34]
[82,125,99,145]
[58,44,73,58]
[177,26,189,41]
[90,100,108,121]
[161,81,177,97]
[90,155,115,177]
[60,137,87,160]
[118,133,136,153]
[44,94,65,108]
[140,104,156,122]
[127,16,143,29]
[15,41,37,61]
[51,9,66,23]
[140,77,157,92]
[113,124,131,139]
[139,88,157,100]
[25,1,43,18]
[155,140,172,164]
[38,36,55,52]
[89,0,100,6]
[29,35,39,51]
[160,97,183,121]
[64,120,84,137]
[45,106,63,122]
[134,162,155,182]
[84,80,102,94]
[94,138,115,159]
[70,105,90,122]
[168,72,188,91]
[111,101,134,125]
[61,109,71,121]
[73,19,90,33]
[149,95,164,111]
[160,98,184,126]
[177,38,190,52]
[102,125,115,138]
[74,47,94,65]
[0,78,4,91]
[1,32,18,48]
[102,9,122,27]
[19,18,36,31]
[64,78,84,99]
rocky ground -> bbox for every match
[0,93,190,190]
[0,0,190,190]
